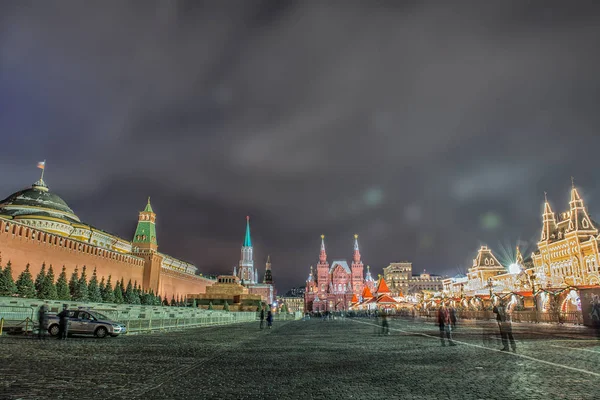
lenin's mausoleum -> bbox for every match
[0,173,214,299]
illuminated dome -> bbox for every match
[0,179,81,224]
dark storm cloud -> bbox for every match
[2,0,600,290]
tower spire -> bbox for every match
[515,245,524,267]
[353,234,361,263]
[319,234,327,263]
[541,192,556,241]
[264,255,273,284]
[133,198,157,249]
[244,216,252,247]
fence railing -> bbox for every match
[419,310,584,325]
[123,312,257,334]
[0,306,35,331]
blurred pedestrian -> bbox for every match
[380,312,390,335]
[589,295,600,339]
[37,304,48,340]
[57,304,69,340]
[449,306,457,330]
[259,307,265,330]
[437,304,455,346]
[266,309,273,329]
[493,299,516,352]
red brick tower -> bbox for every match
[350,234,364,295]
[316,235,329,294]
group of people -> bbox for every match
[259,308,273,329]
[436,298,516,351]
[36,304,70,340]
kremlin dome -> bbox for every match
[0,179,81,225]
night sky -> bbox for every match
[2,1,600,292]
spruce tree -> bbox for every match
[208,301,213,310]
[75,266,89,301]
[133,281,142,305]
[0,261,18,296]
[161,296,168,306]
[103,275,115,303]
[88,268,102,303]
[99,277,106,299]
[192,299,197,308]
[170,295,176,306]
[35,263,47,296]
[122,280,133,304]
[69,267,80,299]
[113,279,124,304]
[16,264,36,298]
[39,265,57,300]
[56,266,70,301]
[223,301,229,312]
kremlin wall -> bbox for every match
[0,175,214,300]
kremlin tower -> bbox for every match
[237,216,255,284]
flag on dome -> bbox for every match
[37,161,45,170]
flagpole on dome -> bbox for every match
[37,160,46,181]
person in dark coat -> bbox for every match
[37,305,48,339]
[493,299,516,352]
[449,306,457,330]
[380,312,390,335]
[590,295,600,340]
[259,307,265,329]
[266,310,273,329]
[437,304,455,346]
[57,304,70,340]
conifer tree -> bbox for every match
[113,279,124,304]
[103,275,115,303]
[0,261,18,296]
[74,266,89,301]
[56,266,70,301]
[16,264,36,298]
[170,295,176,306]
[133,281,142,305]
[208,301,213,310]
[223,301,229,312]
[35,263,47,295]
[124,279,136,304]
[39,265,57,300]
[281,303,288,313]
[192,299,197,308]
[99,277,106,299]
[161,295,168,306]
[87,268,102,303]
[69,267,80,298]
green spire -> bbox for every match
[133,198,157,246]
[243,216,252,247]
[144,197,154,213]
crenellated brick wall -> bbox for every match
[0,219,214,298]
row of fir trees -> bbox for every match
[0,261,196,307]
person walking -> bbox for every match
[380,311,390,335]
[449,306,457,330]
[37,304,48,340]
[259,307,265,330]
[493,298,516,352]
[57,304,70,340]
[590,295,600,340]
[266,310,273,329]
[437,304,455,346]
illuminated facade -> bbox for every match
[383,262,444,295]
[0,174,214,299]
[304,235,375,312]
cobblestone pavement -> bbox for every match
[1,317,599,400]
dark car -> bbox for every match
[47,309,126,338]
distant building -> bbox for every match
[284,287,305,298]
[279,297,304,313]
[232,217,275,305]
[190,275,261,311]
[304,234,376,313]
[383,262,444,295]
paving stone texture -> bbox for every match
[1,317,599,399]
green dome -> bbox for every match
[0,179,81,223]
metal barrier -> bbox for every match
[122,312,257,334]
[0,306,35,331]
[420,309,584,325]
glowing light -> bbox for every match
[509,263,521,274]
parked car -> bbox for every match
[47,309,126,338]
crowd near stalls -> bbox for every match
[419,183,600,327]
